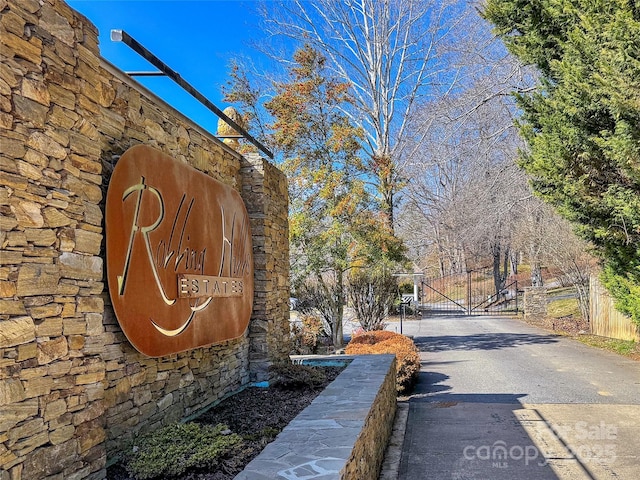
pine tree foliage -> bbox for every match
[484,0,640,324]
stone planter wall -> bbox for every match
[236,355,398,480]
[0,1,290,478]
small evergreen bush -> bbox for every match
[122,422,241,479]
[346,330,420,393]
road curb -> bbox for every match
[379,401,410,480]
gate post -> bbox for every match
[467,270,472,315]
[523,286,548,323]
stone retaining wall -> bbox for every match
[236,355,398,480]
[0,1,290,478]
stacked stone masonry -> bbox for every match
[0,1,290,479]
[523,286,548,323]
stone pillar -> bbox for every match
[0,1,107,478]
[524,286,548,323]
[240,153,292,381]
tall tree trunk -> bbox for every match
[434,224,446,277]
[333,269,345,348]
[492,243,509,296]
[529,240,543,286]
[376,153,395,234]
[575,281,590,324]
[509,251,519,276]
[531,262,543,287]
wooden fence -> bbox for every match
[590,276,640,342]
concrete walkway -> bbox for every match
[394,316,640,480]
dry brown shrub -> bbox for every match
[291,315,328,354]
[345,331,420,393]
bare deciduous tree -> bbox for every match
[261,0,475,230]
[396,5,538,285]
[348,272,397,331]
[399,78,530,287]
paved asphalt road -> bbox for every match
[396,316,640,480]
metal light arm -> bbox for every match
[111,29,273,159]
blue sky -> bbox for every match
[67,1,267,136]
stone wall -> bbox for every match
[0,1,290,478]
[523,286,548,323]
[241,153,291,380]
[236,355,398,480]
[343,356,397,480]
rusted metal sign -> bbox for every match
[105,145,253,357]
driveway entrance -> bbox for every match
[397,316,640,479]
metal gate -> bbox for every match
[420,267,520,316]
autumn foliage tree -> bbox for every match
[264,46,404,347]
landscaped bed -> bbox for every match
[106,331,419,479]
[106,364,345,480]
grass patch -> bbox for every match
[546,286,576,297]
[547,297,580,319]
[575,335,639,359]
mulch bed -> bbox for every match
[107,366,343,480]
[527,315,590,336]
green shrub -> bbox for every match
[602,266,640,327]
[123,422,241,479]
[345,330,420,393]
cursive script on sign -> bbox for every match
[106,145,253,357]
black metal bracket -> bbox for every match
[111,29,273,159]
